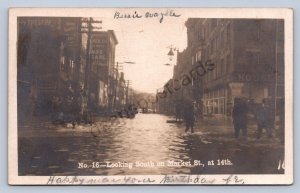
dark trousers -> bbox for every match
[185,120,194,133]
[234,127,247,139]
[175,113,181,121]
[257,123,272,139]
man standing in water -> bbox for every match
[232,98,248,140]
[175,101,182,122]
[183,101,195,133]
[256,99,274,139]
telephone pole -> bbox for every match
[80,17,102,95]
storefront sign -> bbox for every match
[91,33,108,69]
[18,17,62,30]
[18,18,80,52]
[229,83,244,96]
[62,19,80,50]
[236,72,283,83]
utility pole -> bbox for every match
[126,80,132,106]
[113,62,134,108]
[80,17,102,96]
[111,61,135,110]
[113,62,120,110]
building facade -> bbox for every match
[17,17,86,116]
[194,19,284,116]
[89,30,118,111]
[17,17,123,117]
[157,18,284,117]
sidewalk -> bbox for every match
[18,115,112,138]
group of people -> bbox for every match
[232,98,281,140]
[174,97,284,141]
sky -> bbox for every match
[102,14,188,94]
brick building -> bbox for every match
[158,18,284,117]
[185,18,284,116]
[17,17,86,116]
[89,30,118,110]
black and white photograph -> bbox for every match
[8,8,293,185]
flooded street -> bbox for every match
[18,113,284,176]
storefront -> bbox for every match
[203,74,284,117]
[203,88,227,115]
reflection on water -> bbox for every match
[19,113,284,175]
[81,113,199,175]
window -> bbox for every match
[211,39,214,55]
[80,63,84,73]
[198,29,204,41]
[206,26,209,39]
[227,24,231,43]
[213,63,217,80]
[215,38,217,52]
[211,19,217,30]
[197,51,202,62]
[220,33,223,48]
[219,99,224,114]
[223,30,227,46]
[60,56,65,70]
[247,52,259,70]
[217,59,221,78]
[226,54,230,73]
[222,59,225,76]
[69,59,72,69]
[213,99,218,114]
[69,60,74,74]
[219,59,224,76]
[207,45,210,56]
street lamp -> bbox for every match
[167,48,175,61]
[167,45,178,61]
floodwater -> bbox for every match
[18,113,284,176]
